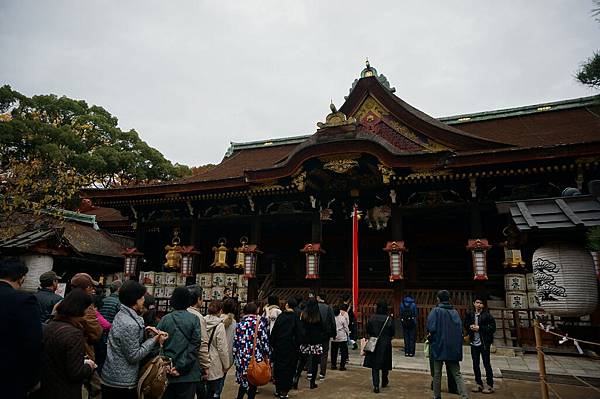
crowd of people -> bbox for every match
[0,256,496,399]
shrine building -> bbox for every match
[82,63,600,340]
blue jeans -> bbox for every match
[207,377,225,398]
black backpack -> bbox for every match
[400,304,416,328]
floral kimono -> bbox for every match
[233,314,271,388]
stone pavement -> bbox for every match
[343,346,600,379]
[219,366,600,399]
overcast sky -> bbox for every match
[1,1,598,166]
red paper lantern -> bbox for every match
[383,241,406,281]
[122,247,143,277]
[180,246,200,277]
[301,243,325,279]
[241,244,262,279]
[466,239,492,280]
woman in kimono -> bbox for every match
[270,298,300,399]
[233,302,271,399]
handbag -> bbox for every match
[424,339,430,358]
[137,350,170,399]
[246,317,271,386]
[363,316,389,353]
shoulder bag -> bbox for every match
[364,316,389,353]
[246,317,271,386]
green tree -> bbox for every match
[0,85,190,213]
[576,1,600,88]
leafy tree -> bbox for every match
[0,85,191,215]
[576,1,600,88]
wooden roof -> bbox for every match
[81,68,600,201]
[496,195,600,231]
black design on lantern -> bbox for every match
[532,257,567,301]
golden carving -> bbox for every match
[292,170,307,192]
[353,96,387,121]
[324,159,359,174]
[354,96,448,153]
[405,169,451,179]
[385,119,448,152]
[250,182,284,192]
[317,102,357,130]
[378,164,395,184]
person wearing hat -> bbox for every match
[100,280,122,323]
[35,270,63,323]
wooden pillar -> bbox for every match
[391,206,404,319]
[248,217,261,302]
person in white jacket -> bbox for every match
[263,295,282,333]
[331,305,350,371]
[205,300,231,399]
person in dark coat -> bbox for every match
[464,296,496,394]
[41,290,97,399]
[316,293,336,379]
[270,297,300,399]
[157,287,203,399]
[363,300,394,393]
[426,290,468,399]
[400,295,417,356]
[0,257,43,399]
[294,298,324,390]
[35,270,63,323]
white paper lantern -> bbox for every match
[532,242,598,317]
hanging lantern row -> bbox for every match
[301,243,325,279]
[383,241,406,281]
[503,248,526,269]
[123,247,143,277]
[466,238,492,280]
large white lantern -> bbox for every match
[532,242,598,317]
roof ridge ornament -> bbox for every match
[346,59,396,99]
[316,102,357,130]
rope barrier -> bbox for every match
[533,320,600,399]
[537,322,600,355]
[543,379,564,399]
[572,374,600,394]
